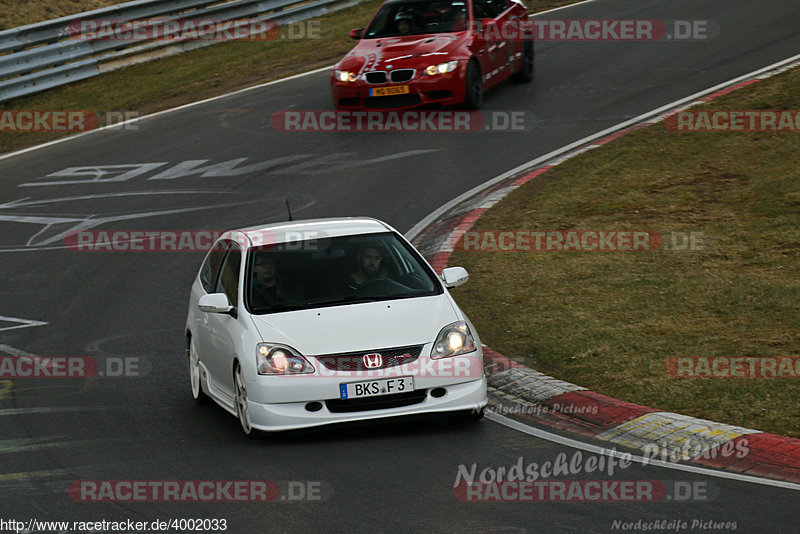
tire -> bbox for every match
[234,362,260,438]
[511,40,534,83]
[188,338,208,405]
[463,60,483,110]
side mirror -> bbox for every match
[441,266,469,288]
[349,28,364,40]
[198,293,235,316]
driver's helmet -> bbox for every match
[394,12,413,23]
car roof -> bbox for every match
[234,217,394,247]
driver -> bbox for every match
[394,12,413,34]
[345,243,385,292]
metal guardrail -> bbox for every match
[0,0,359,104]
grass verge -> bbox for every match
[0,0,128,30]
[0,0,579,154]
[448,66,800,438]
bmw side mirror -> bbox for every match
[349,28,364,40]
[441,266,469,288]
[198,293,236,317]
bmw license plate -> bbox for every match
[369,85,409,97]
[339,377,413,399]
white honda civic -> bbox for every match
[185,217,487,435]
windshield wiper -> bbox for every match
[251,303,310,314]
[313,293,427,307]
[306,295,381,308]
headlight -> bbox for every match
[424,60,458,76]
[431,321,476,359]
[256,343,314,374]
[335,70,359,82]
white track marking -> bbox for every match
[0,317,48,333]
[488,412,800,491]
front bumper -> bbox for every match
[246,375,487,432]
[331,67,467,110]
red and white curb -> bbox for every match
[409,54,800,484]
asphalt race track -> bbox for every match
[1,0,799,531]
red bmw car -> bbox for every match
[331,0,533,110]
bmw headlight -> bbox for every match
[335,70,359,82]
[424,60,458,76]
[256,343,314,374]
[431,321,476,359]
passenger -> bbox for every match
[453,8,468,31]
[251,255,301,309]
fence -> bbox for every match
[0,0,360,104]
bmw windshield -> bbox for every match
[245,232,443,314]
[364,0,469,38]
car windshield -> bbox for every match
[245,231,442,314]
[364,0,470,38]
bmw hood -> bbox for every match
[249,294,460,356]
[338,35,463,72]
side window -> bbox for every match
[214,242,242,306]
[472,0,488,18]
[200,241,227,293]
[473,0,506,19]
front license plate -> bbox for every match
[339,377,413,399]
[369,85,409,97]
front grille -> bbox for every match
[365,71,387,84]
[316,345,423,371]
[325,389,428,413]
[390,69,415,83]
[364,94,422,109]
[365,69,415,84]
